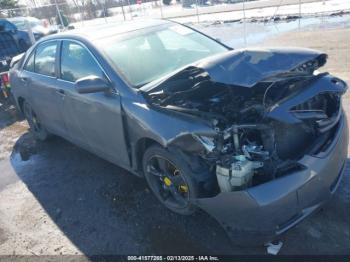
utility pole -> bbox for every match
[243,0,247,46]
[81,0,85,26]
[103,0,108,23]
[195,0,199,23]
[54,0,65,28]
[30,0,37,8]
[159,0,163,19]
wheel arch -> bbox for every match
[17,96,25,113]
[134,137,163,176]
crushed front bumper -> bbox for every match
[194,112,348,245]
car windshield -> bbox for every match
[97,24,227,87]
[11,18,41,30]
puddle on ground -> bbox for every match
[194,14,350,48]
[13,133,38,161]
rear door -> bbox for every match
[57,40,130,167]
[19,40,67,136]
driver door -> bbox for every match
[57,40,130,167]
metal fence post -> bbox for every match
[121,0,126,21]
[195,0,199,23]
[243,0,247,46]
[159,0,164,19]
[103,0,108,23]
[81,0,85,26]
[298,0,301,30]
[127,0,133,19]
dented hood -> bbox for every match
[142,47,326,91]
[196,47,326,87]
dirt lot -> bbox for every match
[0,26,350,255]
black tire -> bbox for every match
[142,145,199,215]
[22,101,50,141]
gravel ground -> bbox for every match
[0,26,350,255]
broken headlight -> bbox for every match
[192,135,216,152]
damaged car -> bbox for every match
[10,19,348,245]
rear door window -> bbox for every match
[60,41,104,82]
[34,41,57,77]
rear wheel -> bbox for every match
[142,145,199,215]
[23,101,50,141]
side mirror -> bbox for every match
[67,25,75,30]
[75,76,111,94]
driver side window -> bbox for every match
[24,52,35,72]
[34,41,57,77]
[60,41,105,82]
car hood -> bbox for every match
[32,25,50,35]
[141,47,327,91]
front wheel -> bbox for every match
[142,145,199,215]
[23,101,50,141]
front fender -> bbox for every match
[123,97,216,149]
[122,96,216,174]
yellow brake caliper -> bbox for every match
[179,185,188,193]
[163,171,188,193]
[163,177,172,187]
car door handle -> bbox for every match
[20,77,28,83]
[56,89,65,96]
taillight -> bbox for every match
[1,73,10,88]
[1,73,10,98]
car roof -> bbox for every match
[48,19,172,42]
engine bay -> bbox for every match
[143,53,347,194]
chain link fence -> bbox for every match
[2,0,346,27]
[0,0,349,39]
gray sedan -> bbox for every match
[10,19,348,245]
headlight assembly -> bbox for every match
[192,134,215,152]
